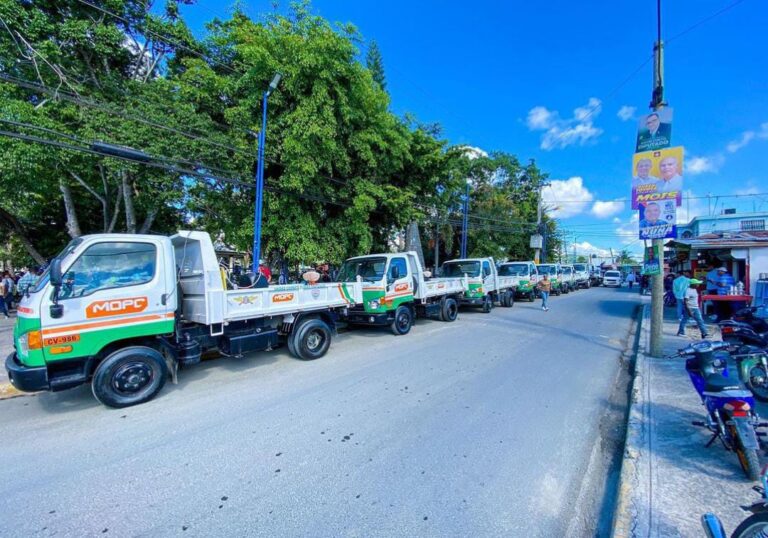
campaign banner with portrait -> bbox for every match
[638,199,677,240]
[643,243,662,276]
[631,146,684,209]
[636,108,673,152]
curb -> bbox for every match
[611,304,650,538]
[0,381,28,400]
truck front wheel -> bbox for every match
[441,297,459,322]
[391,305,413,335]
[292,318,332,360]
[92,346,168,408]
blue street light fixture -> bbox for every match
[460,179,471,258]
[252,72,282,273]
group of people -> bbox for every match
[0,266,40,319]
[670,266,737,338]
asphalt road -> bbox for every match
[0,285,639,537]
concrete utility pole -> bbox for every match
[534,186,543,264]
[649,0,666,357]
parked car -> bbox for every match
[603,270,622,287]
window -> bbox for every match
[482,261,491,277]
[443,261,480,277]
[390,258,408,279]
[59,242,157,299]
[741,220,766,231]
[499,264,528,276]
[338,257,386,282]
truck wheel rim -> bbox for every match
[306,330,324,351]
[113,362,153,394]
[397,311,410,330]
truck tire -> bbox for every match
[506,291,514,307]
[391,305,413,335]
[91,346,168,408]
[481,295,493,313]
[441,297,459,322]
[291,318,332,360]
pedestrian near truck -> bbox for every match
[677,278,709,339]
[537,273,551,311]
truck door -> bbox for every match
[482,260,494,292]
[39,239,173,361]
[386,257,412,306]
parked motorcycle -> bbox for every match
[667,340,764,480]
[701,464,768,537]
[719,307,768,348]
[728,346,768,403]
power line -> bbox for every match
[666,0,748,43]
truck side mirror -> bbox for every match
[50,303,63,319]
[390,266,400,280]
[49,258,62,287]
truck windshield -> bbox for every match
[338,257,386,282]
[538,265,557,275]
[573,264,586,271]
[442,261,480,278]
[31,237,85,294]
[499,264,528,276]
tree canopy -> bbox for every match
[0,0,560,269]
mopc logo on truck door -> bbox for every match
[394,283,409,292]
[86,297,149,319]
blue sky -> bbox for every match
[176,0,767,258]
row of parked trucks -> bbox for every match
[5,230,594,408]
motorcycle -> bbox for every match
[667,340,765,480]
[719,307,768,348]
[728,346,768,403]
[701,464,768,537]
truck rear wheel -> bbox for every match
[481,295,493,313]
[92,346,168,408]
[391,305,413,335]
[292,318,332,360]
[441,297,459,322]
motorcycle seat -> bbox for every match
[703,374,743,393]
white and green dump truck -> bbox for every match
[337,252,469,334]
[498,261,539,302]
[440,257,518,312]
[6,231,364,408]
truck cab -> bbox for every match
[441,257,516,312]
[572,263,591,289]
[499,261,539,302]
[560,265,576,293]
[6,231,362,408]
[536,263,563,295]
[339,252,467,335]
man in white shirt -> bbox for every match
[677,278,709,338]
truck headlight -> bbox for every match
[18,332,28,354]
[368,300,380,310]
[17,330,41,353]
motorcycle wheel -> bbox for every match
[731,425,761,481]
[747,364,768,402]
[731,512,768,538]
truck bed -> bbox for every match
[222,282,363,322]
[496,275,519,290]
[417,277,468,300]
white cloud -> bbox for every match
[614,213,639,245]
[542,177,594,218]
[458,145,488,160]
[617,105,636,122]
[526,106,555,130]
[612,217,622,224]
[526,98,604,150]
[686,154,724,175]
[727,131,755,153]
[591,199,625,218]
[571,241,612,259]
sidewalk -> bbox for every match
[613,306,766,537]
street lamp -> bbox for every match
[460,179,471,258]
[252,72,282,273]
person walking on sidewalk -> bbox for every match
[626,271,636,289]
[677,278,709,338]
[0,276,9,319]
[673,271,691,320]
[537,274,551,311]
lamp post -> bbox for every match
[460,179,471,258]
[252,72,282,273]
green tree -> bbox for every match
[365,40,386,90]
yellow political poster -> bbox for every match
[631,146,684,209]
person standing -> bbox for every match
[0,276,8,319]
[673,271,691,320]
[2,271,15,311]
[677,278,709,338]
[626,271,636,289]
[537,273,551,312]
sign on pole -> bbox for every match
[636,108,673,152]
[643,243,662,275]
[639,199,677,240]
[632,146,684,209]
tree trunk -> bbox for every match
[107,183,122,233]
[121,170,136,233]
[139,207,158,234]
[0,207,46,264]
[59,178,82,238]
[69,170,108,232]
